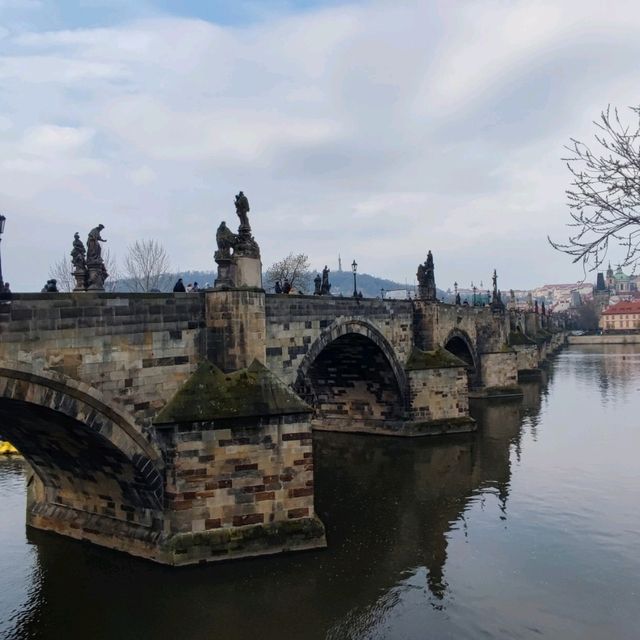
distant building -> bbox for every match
[599,300,640,333]
[605,263,639,295]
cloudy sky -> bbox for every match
[1,0,639,291]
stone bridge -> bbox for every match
[0,289,564,565]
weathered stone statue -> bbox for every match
[87,224,106,262]
[86,224,108,291]
[215,221,237,260]
[71,232,88,291]
[215,192,261,288]
[71,232,86,270]
[490,269,505,310]
[235,191,250,229]
[314,273,322,295]
[417,250,437,301]
[320,265,331,295]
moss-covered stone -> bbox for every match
[161,516,326,561]
[405,347,467,370]
[153,360,311,425]
[509,331,537,346]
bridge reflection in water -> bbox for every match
[3,371,549,640]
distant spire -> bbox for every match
[338,254,342,272]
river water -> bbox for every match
[1,345,639,639]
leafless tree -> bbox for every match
[123,239,171,292]
[265,253,312,292]
[48,256,75,292]
[49,248,120,292]
[550,105,640,272]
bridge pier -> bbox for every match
[152,361,326,565]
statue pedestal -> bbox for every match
[86,262,107,292]
[214,255,234,289]
[234,256,262,288]
[73,268,88,292]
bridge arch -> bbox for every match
[443,329,479,388]
[294,318,408,427]
[0,365,164,520]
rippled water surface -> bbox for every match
[1,345,640,639]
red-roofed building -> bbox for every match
[599,300,640,333]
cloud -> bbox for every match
[2,0,640,290]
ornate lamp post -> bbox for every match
[0,214,6,288]
[472,284,477,306]
[352,260,358,297]
[381,287,385,299]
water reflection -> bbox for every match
[567,344,640,404]
[2,347,640,639]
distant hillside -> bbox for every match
[113,268,445,299]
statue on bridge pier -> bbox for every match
[214,191,262,289]
[70,232,88,291]
[232,191,260,260]
[215,221,238,260]
[235,191,251,230]
[320,265,331,295]
[417,250,437,301]
[86,224,108,291]
[490,269,505,311]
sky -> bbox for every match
[1,0,640,291]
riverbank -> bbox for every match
[568,334,640,345]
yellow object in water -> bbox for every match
[0,440,18,455]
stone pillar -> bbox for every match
[152,361,326,565]
[469,351,521,398]
[205,289,266,372]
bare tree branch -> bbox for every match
[48,256,75,292]
[123,239,171,292]
[264,253,312,292]
[550,104,640,272]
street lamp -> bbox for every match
[381,287,385,299]
[472,285,477,306]
[0,214,6,288]
[351,260,358,297]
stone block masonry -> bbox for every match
[155,413,325,565]
[0,293,204,429]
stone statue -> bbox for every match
[87,224,106,263]
[455,292,461,305]
[86,224,108,291]
[534,300,539,314]
[71,232,86,270]
[234,191,250,229]
[417,250,437,301]
[320,265,331,295]
[314,273,322,295]
[70,232,88,291]
[215,221,237,259]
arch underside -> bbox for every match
[0,399,162,525]
[0,368,165,551]
[296,331,406,430]
[444,333,480,389]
